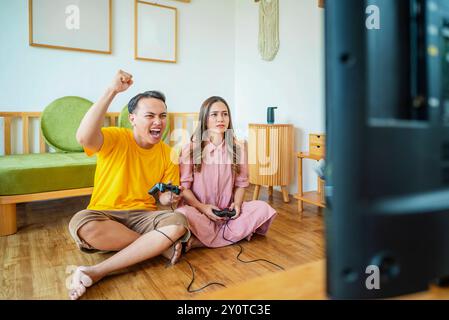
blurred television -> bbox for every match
[325,0,449,298]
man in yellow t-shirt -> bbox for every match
[67,70,190,300]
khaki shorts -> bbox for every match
[68,209,190,253]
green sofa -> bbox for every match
[0,96,98,236]
[1,97,97,197]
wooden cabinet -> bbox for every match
[248,124,294,202]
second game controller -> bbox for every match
[212,208,236,218]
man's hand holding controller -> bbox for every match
[159,184,184,206]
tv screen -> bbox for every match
[325,0,449,299]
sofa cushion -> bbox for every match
[118,105,133,129]
[41,96,93,152]
[0,153,96,196]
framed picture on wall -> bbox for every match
[135,0,178,63]
[29,0,112,54]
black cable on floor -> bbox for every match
[158,193,284,292]
[153,203,226,292]
[184,259,226,293]
[219,219,285,271]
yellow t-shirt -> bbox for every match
[86,127,179,211]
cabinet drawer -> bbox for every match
[310,144,325,157]
[309,134,325,146]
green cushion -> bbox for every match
[0,153,96,196]
[41,96,93,152]
[118,106,133,130]
[118,105,170,142]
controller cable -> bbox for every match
[152,192,226,293]
[219,218,285,270]
[154,192,284,293]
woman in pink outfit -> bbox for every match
[176,96,277,250]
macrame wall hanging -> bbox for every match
[258,0,279,61]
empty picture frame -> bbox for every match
[29,0,112,54]
[135,1,178,63]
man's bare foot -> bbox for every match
[184,235,204,253]
[68,266,102,300]
[162,241,182,265]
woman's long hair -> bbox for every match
[189,96,241,174]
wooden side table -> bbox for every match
[248,124,294,203]
[294,133,326,217]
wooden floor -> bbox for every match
[0,185,325,300]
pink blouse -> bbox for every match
[179,140,249,209]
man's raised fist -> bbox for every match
[110,70,134,94]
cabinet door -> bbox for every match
[248,125,294,186]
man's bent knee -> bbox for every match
[152,211,190,243]
[158,224,188,242]
[174,224,187,236]
[159,223,186,235]
[78,220,105,243]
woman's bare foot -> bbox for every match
[68,266,103,300]
[184,235,204,252]
[162,241,183,265]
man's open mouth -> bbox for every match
[149,129,161,138]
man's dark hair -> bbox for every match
[127,91,166,114]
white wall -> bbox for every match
[0,0,236,111]
[233,0,325,194]
[0,0,236,152]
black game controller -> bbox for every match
[212,208,236,218]
[148,183,181,197]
